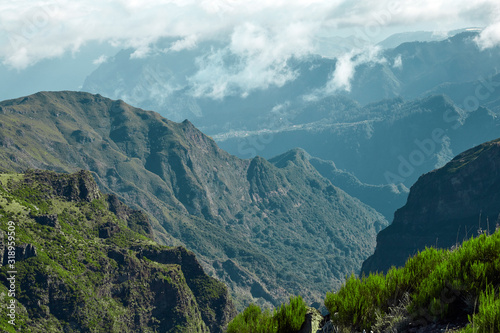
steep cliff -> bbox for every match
[362,138,500,274]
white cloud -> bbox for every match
[1,0,500,102]
[325,46,385,93]
[169,35,198,52]
[1,0,499,71]
[188,21,315,99]
[393,54,402,69]
[475,22,500,49]
[92,54,108,65]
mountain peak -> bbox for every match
[268,148,312,169]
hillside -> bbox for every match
[362,137,500,274]
[0,91,387,308]
[323,228,500,332]
[307,154,408,222]
[0,170,235,332]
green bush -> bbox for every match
[227,304,276,333]
[274,295,307,333]
[462,286,500,333]
[324,230,500,332]
[228,295,307,333]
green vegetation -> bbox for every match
[227,304,276,333]
[0,91,387,309]
[227,295,307,333]
[0,170,234,332]
[324,229,500,332]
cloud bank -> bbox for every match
[1,0,499,100]
[1,0,499,69]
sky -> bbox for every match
[0,0,499,100]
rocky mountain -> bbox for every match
[425,73,500,113]
[0,91,387,309]
[362,137,500,274]
[0,169,235,332]
[375,29,479,49]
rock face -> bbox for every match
[362,138,500,274]
[298,307,323,333]
[0,91,387,308]
[0,170,235,332]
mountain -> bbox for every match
[307,154,408,222]
[0,91,387,309]
[0,169,235,332]
[82,31,500,137]
[377,30,450,49]
[218,95,500,188]
[424,73,500,113]
[362,137,500,274]
[344,31,500,105]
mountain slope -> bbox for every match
[307,154,408,222]
[218,95,500,188]
[362,137,500,274]
[0,170,235,332]
[0,91,387,308]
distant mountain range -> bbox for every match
[81,30,500,198]
[218,95,500,188]
[362,137,500,274]
[0,91,387,309]
[82,31,500,136]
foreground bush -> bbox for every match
[227,304,275,333]
[228,295,307,333]
[324,230,500,332]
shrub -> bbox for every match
[227,304,276,333]
[274,295,307,333]
[461,286,500,333]
[324,230,500,332]
[228,295,307,333]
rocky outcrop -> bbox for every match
[137,246,237,333]
[106,194,154,238]
[362,138,500,274]
[0,170,236,332]
[298,307,323,333]
[22,169,101,202]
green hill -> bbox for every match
[0,169,235,332]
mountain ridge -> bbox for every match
[362,137,500,274]
[0,91,387,309]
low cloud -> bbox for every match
[92,55,108,65]
[169,35,198,52]
[188,22,314,99]
[393,54,402,69]
[475,22,500,49]
[1,0,499,101]
[325,46,385,93]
